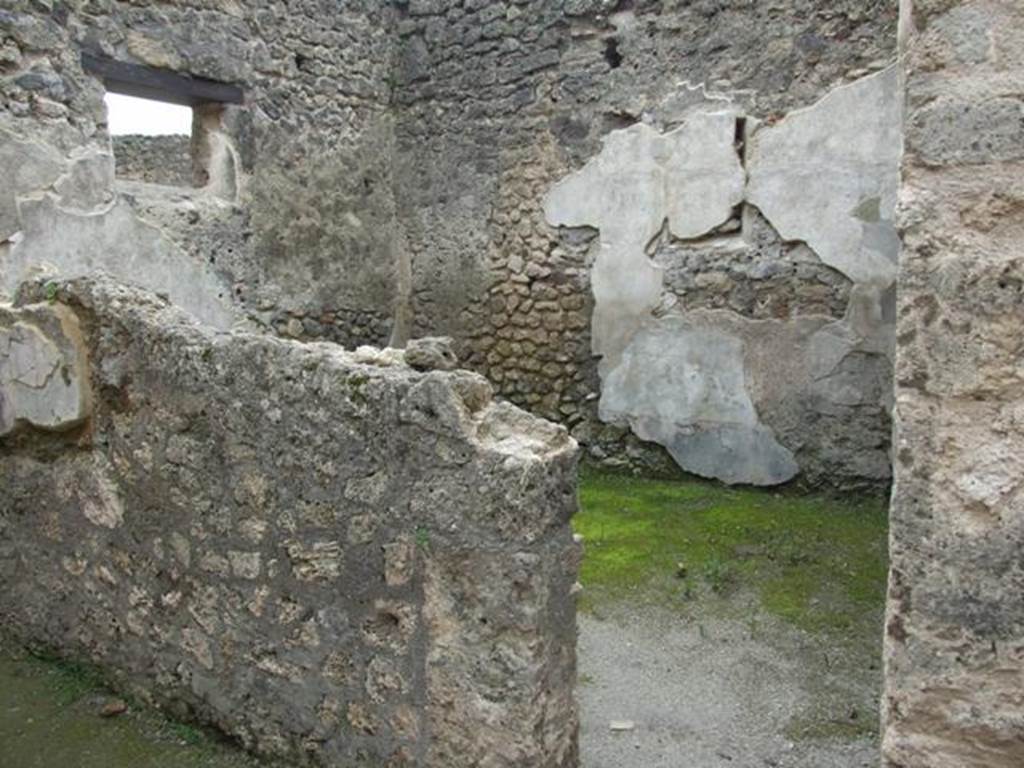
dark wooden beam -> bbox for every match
[81,53,244,106]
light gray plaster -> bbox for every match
[3,195,239,330]
[746,65,903,287]
[0,302,89,436]
[601,319,798,486]
[0,131,65,241]
[544,114,744,372]
[53,150,117,212]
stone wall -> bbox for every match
[544,71,900,487]
[1,1,399,346]
[2,1,905,488]
[882,1,1024,766]
[392,0,901,488]
[0,276,580,768]
[112,134,192,187]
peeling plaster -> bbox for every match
[543,68,901,485]
[0,124,241,333]
[0,130,65,241]
[0,302,90,436]
[544,113,744,373]
[602,320,798,486]
[746,65,903,287]
[3,195,238,330]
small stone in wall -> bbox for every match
[383,536,416,587]
[362,601,416,653]
[228,550,262,580]
[347,702,378,735]
[286,540,343,581]
[352,346,406,367]
[365,656,406,703]
[404,336,458,371]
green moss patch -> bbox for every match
[575,469,889,635]
[0,641,288,768]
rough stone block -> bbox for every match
[404,335,458,371]
[884,3,1024,766]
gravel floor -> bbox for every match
[578,602,880,768]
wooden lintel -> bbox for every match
[82,53,244,106]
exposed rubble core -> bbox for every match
[0,276,581,768]
[112,135,192,187]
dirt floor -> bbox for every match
[0,470,888,767]
[578,605,879,767]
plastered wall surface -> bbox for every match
[883,1,1024,766]
[2,1,904,487]
[544,69,901,486]
[0,276,581,768]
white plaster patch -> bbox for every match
[601,319,798,486]
[2,196,237,330]
[544,114,745,372]
[0,304,89,436]
[746,65,903,287]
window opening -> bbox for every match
[84,54,243,193]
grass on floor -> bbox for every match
[0,638,284,768]
[575,468,889,635]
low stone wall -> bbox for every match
[884,1,1024,766]
[112,134,193,187]
[0,277,581,768]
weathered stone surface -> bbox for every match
[112,135,192,187]
[1,1,398,349]
[404,335,458,371]
[883,2,1024,766]
[0,276,581,768]
[0,300,89,436]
